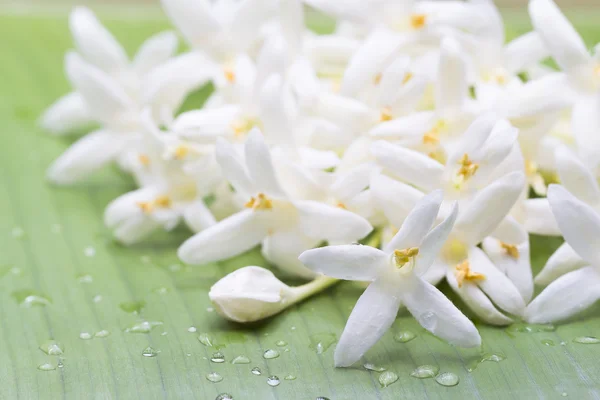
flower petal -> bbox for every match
[334,278,402,367]
[522,198,561,236]
[368,112,435,141]
[571,94,600,175]
[133,31,179,74]
[296,200,373,242]
[555,146,600,205]
[299,245,387,281]
[215,137,254,198]
[370,173,424,227]
[160,0,220,49]
[548,184,600,266]
[112,215,163,245]
[183,200,217,233]
[402,276,480,348]
[177,209,270,264]
[535,242,587,286]
[436,37,468,116]
[526,266,600,323]
[245,128,286,197]
[262,228,321,279]
[40,92,92,136]
[173,105,240,142]
[504,31,549,73]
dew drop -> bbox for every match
[410,365,439,379]
[51,224,62,234]
[363,363,386,372]
[142,347,160,357]
[188,326,197,333]
[216,394,233,400]
[39,340,64,355]
[161,332,168,336]
[541,339,555,346]
[290,326,296,331]
[309,333,337,354]
[284,374,296,380]
[140,255,152,264]
[124,321,163,334]
[11,227,25,239]
[77,274,93,284]
[12,290,51,307]
[37,363,55,371]
[467,352,506,372]
[251,367,262,375]
[168,263,182,272]
[435,372,459,387]
[84,246,96,257]
[95,330,111,338]
[276,340,287,347]
[153,287,169,295]
[211,352,225,363]
[206,372,223,383]
[417,311,437,331]
[93,295,103,303]
[198,333,214,347]
[316,397,330,400]
[573,336,600,344]
[378,371,399,387]
[561,392,568,397]
[119,301,146,315]
[231,355,250,364]
[266,376,280,387]
[263,349,280,359]
[393,331,417,343]
[79,332,93,340]
[206,307,215,312]
[57,359,64,368]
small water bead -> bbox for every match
[124,321,163,334]
[562,393,568,397]
[505,323,556,336]
[77,274,93,283]
[38,363,56,371]
[541,339,555,346]
[309,333,337,354]
[284,374,296,380]
[410,365,439,379]
[363,363,386,372]
[316,397,330,400]
[290,326,296,331]
[231,355,250,364]
[79,332,93,340]
[206,372,223,383]
[378,371,399,387]
[140,255,152,264]
[39,340,64,355]
[168,263,182,272]
[95,330,111,338]
[153,287,169,295]
[188,326,197,333]
[251,367,262,375]
[206,307,214,312]
[266,376,280,387]
[51,224,62,234]
[216,394,233,400]
[467,353,506,372]
[11,227,25,239]
[92,295,103,303]
[119,301,146,314]
[198,333,214,347]
[573,336,600,344]
[161,332,168,336]
[84,246,96,257]
[211,352,226,363]
[276,340,287,347]
[263,349,280,359]
[435,372,459,387]
[12,290,51,307]
[142,347,160,357]
[418,312,438,331]
[393,331,416,343]
[57,359,64,368]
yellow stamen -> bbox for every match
[173,145,190,160]
[154,195,172,209]
[402,72,413,84]
[423,130,439,145]
[138,154,150,166]
[244,193,273,211]
[454,154,479,188]
[380,107,393,122]
[136,201,153,214]
[373,73,382,85]
[337,202,347,209]
[428,149,447,165]
[525,159,538,176]
[443,239,468,263]
[224,68,236,83]
[594,65,600,77]
[455,260,486,288]
[393,247,419,267]
[410,14,427,30]
[231,117,262,137]
[500,242,519,259]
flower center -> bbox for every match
[380,107,393,122]
[483,68,509,85]
[223,67,236,83]
[245,193,273,211]
[454,260,486,288]
[423,119,447,145]
[500,242,519,259]
[452,153,479,188]
[231,117,263,138]
[410,14,427,30]
[138,154,150,166]
[393,247,419,269]
[136,195,172,214]
[442,238,468,263]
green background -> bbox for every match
[1,5,600,399]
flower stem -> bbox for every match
[288,275,340,304]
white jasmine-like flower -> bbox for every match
[299,191,481,367]
[178,129,372,278]
[526,185,600,323]
[209,266,338,323]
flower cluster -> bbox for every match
[42,0,600,367]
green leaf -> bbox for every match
[2,8,600,400]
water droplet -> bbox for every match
[560,341,566,346]
[12,290,51,307]
[206,307,214,312]
[505,323,556,337]
[541,339,555,346]
[309,333,337,354]
[39,340,64,355]
[142,347,160,357]
[93,295,103,303]
[153,287,169,295]
[266,376,280,387]
[211,352,225,363]
[77,274,93,284]
[57,359,64,368]
[37,363,55,371]
[198,333,214,347]
[206,372,223,383]
[168,263,182,272]
[435,372,459,387]
[290,326,296,331]
[140,255,152,264]
[51,224,62,234]
[251,367,262,375]
[79,332,93,340]
[276,340,287,347]
[418,311,437,331]
[467,352,506,372]
[216,394,233,400]
[561,392,568,397]
[11,227,25,239]
[316,397,330,400]
[393,330,417,343]
[284,374,296,380]
[119,301,146,314]
[363,363,386,372]
[188,326,197,333]
[231,355,250,364]
[573,336,600,344]
[263,349,280,359]
[410,365,439,379]
[95,330,110,338]
[84,246,96,257]
[124,321,163,334]
[378,371,399,387]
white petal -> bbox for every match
[402,276,480,347]
[384,190,443,253]
[160,0,220,49]
[113,215,163,245]
[215,137,254,198]
[330,163,376,202]
[421,259,447,286]
[334,278,402,367]
[296,200,373,242]
[529,0,590,73]
[370,173,424,227]
[104,186,159,228]
[436,37,468,116]
[133,31,178,74]
[173,106,240,142]
[555,146,600,205]
[454,172,525,245]
[526,266,600,323]
[535,242,587,286]
[468,247,526,317]
[245,129,286,197]
[522,198,561,236]
[40,92,92,135]
[69,7,128,73]
[230,0,277,52]
[375,56,411,108]
[415,202,459,276]
[262,228,320,279]
[572,95,600,174]
[297,147,340,170]
[368,112,435,141]
[371,141,444,192]
[548,184,600,266]
[299,245,387,281]
[447,114,499,166]
[47,130,123,185]
[504,31,549,73]
[183,200,217,233]
[315,93,375,132]
[178,209,270,264]
[258,75,293,147]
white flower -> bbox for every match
[299,190,480,367]
[526,185,600,323]
[178,129,372,278]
